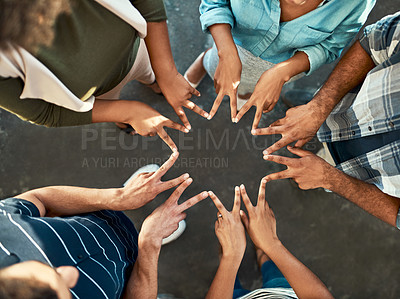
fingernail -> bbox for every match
[262,179,267,184]
[263,155,269,160]
[207,115,212,120]
[235,186,239,192]
[240,184,244,189]
[251,129,256,135]
[233,118,238,123]
[184,128,189,133]
[187,125,192,130]
[172,151,178,156]
[204,113,209,118]
[183,173,189,179]
[288,145,293,149]
[263,150,269,155]
[187,178,193,183]
[208,191,214,196]
[202,191,208,197]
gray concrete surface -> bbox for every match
[1,1,400,298]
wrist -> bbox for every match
[322,165,343,191]
[138,233,162,254]
[260,238,282,256]
[271,63,292,83]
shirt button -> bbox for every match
[389,121,395,128]
[338,133,342,137]
[352,131,355,135]
[368,126,372,131]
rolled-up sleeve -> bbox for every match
[0,76,92,127]
[199,0,234,33]
[298,0,376,75]
[359,12,400,65]
[130,0,167,22]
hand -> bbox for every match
[128,101,187,151]
[208,187,246,262]
[157,71,209,130]
[236,67,286,130]
[239,181,280,255]
[263,146,338,190]
[209,51,242,121]
[252,101,328,154]
[139,178,209,249]
[119,152,188,210]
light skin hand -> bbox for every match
[236,67,286,129]
[263,146,338,190]
[209,187,246,262]
[239,181,280,254]
[252,101,328,154]
[208,24,242,121]
[140,179,209,249]
[119,152,189,210]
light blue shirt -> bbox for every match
[200,0,376,74]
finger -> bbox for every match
[184,100,209,119]
[209,92,224,119]
[208,191,228,216]
[263,170,292,182]
[178,191,209,213]
[177,212,187,223]
[191,86,201,97]
[232,186,241,213]
[168,178,193,203]
[257,178,267,207]
[175,108,191,130]
[239,210,249,230]
[251,125,285,136]
[263,137,292,155]
[294,137,312,148]
[229,91,238,121]
[263,154,296,167]
[159,172,190,192]
[287,145,313,157]
[235,100,252,123]
[157,128,178,152]
[270,118,284,127]
[252,106,263,130]
[166,120,189,133]
[239,184,254,213]
[153,151,179,178]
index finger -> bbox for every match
[157,128,178,152]
[263,154,297,167]
[184,100,209,119]
[239,184,254,213]
[208,92,224,119]
[208,191,228,216]
[153,151,179,178]
[252,106,263,130]
[263,136,292,155]
[174,107,191,131]
[232,186,241,213]
[229,91,238,121]
[235,100,252,123]
[178,191,209,213]
[168,178,193,203]
[251,125,285,136]
[257,179,267,207]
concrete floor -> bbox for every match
[1,1,400,298]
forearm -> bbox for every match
[310,41,376,117]
[145,21,178,79]
[123,239,161,299]
[18,186,123,217]
[209,24,238,58]
[92,99,137,124]
[264,242,333,299]
[325,169,400,227]
[206,256,241,299]
[273,51,310,82]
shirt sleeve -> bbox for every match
[129,0,167,22]
[359,12,400,65]
[0,76,92,127]
[397,208,400,230]
[199,0,234,33]
[0,198,41,217]
[298,0,376,75]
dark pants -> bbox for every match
[233,261,291,298]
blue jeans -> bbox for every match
[233,261,291,298]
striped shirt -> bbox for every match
[0,198,138,299]
[316,12,400,227]
[238,287,297,299]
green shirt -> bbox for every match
[0,0,166,127]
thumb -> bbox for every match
[240,210,249,230]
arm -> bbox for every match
[256,40,376,154]
[263,147,400,227]
[17,152,188,217]
[123,179,209,298]
[144,21,208,129]
[207,24,242,121]
[240,181,333,299]
[206,188,246,299]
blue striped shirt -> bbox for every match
[317,12,400,228]
[0,198,138,299]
